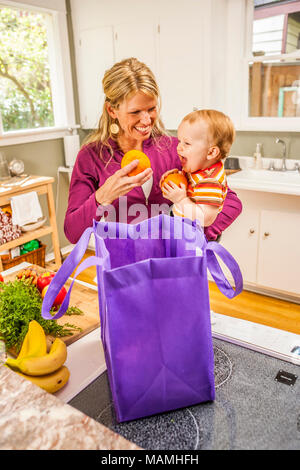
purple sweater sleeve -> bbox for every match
[64,147,100,244]
[204,187,243,241]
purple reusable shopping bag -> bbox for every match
[42,214,243,422]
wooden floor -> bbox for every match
[208,282,300,335]
[48,250,300,335]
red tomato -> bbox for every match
[42,284,67,308]
[37,272,55,293]
[0,274,4,282]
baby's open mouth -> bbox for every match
[179,155,187,166]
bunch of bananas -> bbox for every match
[5,320,70,393]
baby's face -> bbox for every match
[177,119,213,173]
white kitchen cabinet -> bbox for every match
[157,18,208,130]
[114,21,158,79]
[77,26,115,129]
[218,206,259,285]
[70,0,237,130]
[220,189,300,299]
[257,210,300,294]
[76,20,158,130]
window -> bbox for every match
[0,1,76,145]
[249,0,300,119]
[0,6,54,131]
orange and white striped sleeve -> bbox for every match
[187,163,227,210]
[188,182,225,207]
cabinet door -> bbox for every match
[114,22,158,78]
[158,18,208,130]
[77,27,115,129]
[220,207,259,284]
[258,210,300,294]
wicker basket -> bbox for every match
[1,242,46,270]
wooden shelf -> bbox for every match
[0,176,54,206]
[0,176,61,271]
[0,225,53,252]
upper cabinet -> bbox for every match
[70,0,247,130]
[114,21,158,78]
[158,18,208,130]
[77,26,114,129]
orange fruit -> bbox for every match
[121,150,151,176]
[161,171,188,189]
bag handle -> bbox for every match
[41,226,108,320]
[41,255,107,320]
[205,241,243,299]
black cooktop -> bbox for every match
[69,338,300,450]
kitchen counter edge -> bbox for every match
[0,365,141,450]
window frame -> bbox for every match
[236,0,300,132]
[0,0,77,146]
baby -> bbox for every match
[160,109,235,227]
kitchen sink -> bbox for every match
[230,169,300,184]
[227,168,300,195]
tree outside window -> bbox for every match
[0,6,54,132]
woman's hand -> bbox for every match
[95,159,153,205]
[161,181,187,204]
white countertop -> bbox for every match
[227,156,300,196]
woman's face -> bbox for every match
[108,91,158,144]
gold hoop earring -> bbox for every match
[110,122,119,134]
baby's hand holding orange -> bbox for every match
[160,169,188,204]
[160,169,188,191]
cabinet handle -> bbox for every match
[249,228,255,234]
[264,232,270,237]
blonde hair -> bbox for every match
[182,109,235,159]
[82,58,168,159]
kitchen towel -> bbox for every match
[42,214,243,422]
[63,134,80,167]
[11,191,43,227]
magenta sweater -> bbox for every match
[64,136,242,244]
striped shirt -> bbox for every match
[173,161,227,217]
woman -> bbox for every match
[64,57,242,244]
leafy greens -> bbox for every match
[0,279,82,352]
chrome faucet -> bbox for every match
[275,138,287,171]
